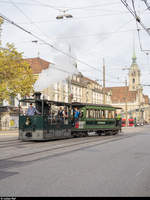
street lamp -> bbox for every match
[56,10,73,20]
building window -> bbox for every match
[133,78,135,83]
[73,75,76,81]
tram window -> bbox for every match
[101,110,105,118]
[92,110,94,118]
[86,109,89,118]
[90,110,95,118]
[108,111,112,118]
[90,110,93,118]
[93,110,96,118]
[93,110,95,118]
[95,110,98,118]
[97,110,99,118]
[99,110,101,118]
[105,110,108,118]
[112,111,115,118]
[94,110,96,118]
[88,109,90,118]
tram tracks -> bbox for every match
[0,139,35,148]
[0,131,140,163]
[0,127,146,163]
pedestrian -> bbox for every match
[26,103,40,116]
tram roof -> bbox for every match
[19,98,70,106]
[19,99,121,109]
[71,102,122,109]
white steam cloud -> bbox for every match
[34,49,79,91]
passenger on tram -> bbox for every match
[26,103,40,116]
[63,107,68,124]
[74,107,80,122]
[57,107,64,119]
[63,107,68,119]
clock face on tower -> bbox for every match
[131,71,136,76]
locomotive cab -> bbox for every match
[19,92,72,141]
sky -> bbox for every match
[0,0,150,96]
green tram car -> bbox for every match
[19,92,122,141]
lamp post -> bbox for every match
[122,67,130,127]
[103,58,106,104]
[125,79,128,127]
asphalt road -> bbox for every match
[0,126,150,197]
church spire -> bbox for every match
[129,43,141,91]
[132,50,137,64]
[132,36,136,64]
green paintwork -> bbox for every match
[85,105,115,110]
[19,116,44,131]
[19,98,121,140]
[19,115,72,132]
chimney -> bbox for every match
[34,92,41,100]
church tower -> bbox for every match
[128,52,141,91]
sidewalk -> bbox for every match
[0,129,19,137]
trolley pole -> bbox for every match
[103,58,106,104]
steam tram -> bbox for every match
[18,92,122,141]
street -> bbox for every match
[0,126,150,197]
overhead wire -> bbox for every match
[29,0,120,11]
[0,12,101,73]
[13,28,142,44]
[121,0,150,36]
[1,0,148,85]
[131,0,150,53]
[80,5,148,59]
[8,0,54,42]
[2,11,134,25]
[141,0,150,12]
[80,17,136,58]
[0,0,149,90]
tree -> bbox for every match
[0,17,4,44]
[0,43,36,103]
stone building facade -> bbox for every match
[106,54,150,124]
[20,57,111,105]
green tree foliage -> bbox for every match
[0,43,35,103]
[0,17,3,25]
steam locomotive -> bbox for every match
[18,92,122,141]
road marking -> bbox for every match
[136,167,145,177]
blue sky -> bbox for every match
[0,0,150,96]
